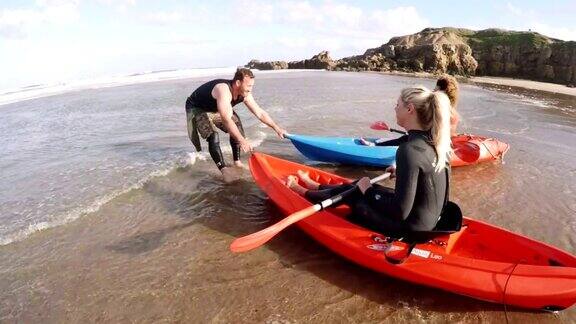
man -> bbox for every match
[186,68,286,182]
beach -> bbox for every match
[0,70,575,323]
[372,70,576,98]
[471,76,576,97]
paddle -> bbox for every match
[370,121,407,135]
[230,172,392,253]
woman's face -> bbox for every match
[394,97,410,128]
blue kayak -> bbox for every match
[286,134,397,167]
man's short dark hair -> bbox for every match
[233,68,254,82]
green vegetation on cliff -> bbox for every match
[455,28,552,48]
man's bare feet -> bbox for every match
[221,167,240,183]
[233,160,248,169]
[296,170,320,190]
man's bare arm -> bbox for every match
[213,84,252,151]
[244,94,286,138]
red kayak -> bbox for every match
[248,152,576,310]
[451,134,510,167]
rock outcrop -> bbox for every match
[288,51,336,70]
[464,29,576,85]
[246,27,576,86]
[246,59,288,70]
[356,28,478,76]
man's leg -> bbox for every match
[207,133,238,182]
[229,112,245,168]
[210,111,245,168]
[206,132,226,170]
[231,138,243,168]
[185,107,202,152]
[195,111,239,182]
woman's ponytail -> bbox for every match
[430,91,452,171]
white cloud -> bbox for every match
[231,0,275,25]
[505,3,536,18]
[95,0,136,12]
[139,0,428,48]
[271,35,334,59]
[228,1,429,42]
[0,1,79,39]
[506,3,523,16]
[276,36,309,49]
[223,1,430,60]
[501,3,576,40]
[363,7,429,38]
[2,1,433,89]
[140,5,214,25]
[320,2,363,29]
[39,0,80,24]
[2,38,112,86]
[314,37,343,51]
[530,23,576,41]
[279,1,323,26]
[143,11,185,25]
[0,9,38,38]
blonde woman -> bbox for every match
[287,86,453,234]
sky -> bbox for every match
[1,0,575,90]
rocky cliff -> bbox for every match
[462,28,576,85]
[246,27,576,86]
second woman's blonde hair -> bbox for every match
[436,75,460,134]
[400,86,452,172]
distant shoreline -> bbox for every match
[469,76,576,97]
[364,70,576,98]
[2,68,574,108]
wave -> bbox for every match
[0,68,321,107]
[0,67,237,107]
[0,130,269,246]
[0,162,182,246]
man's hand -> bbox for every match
[244,96,287,140]
[274,127,287,139]
[357,176,372,194]
[240,139,254,153]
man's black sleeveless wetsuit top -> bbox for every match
[363,130,450,231]
[186,79,244,112]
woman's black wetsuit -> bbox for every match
[305,130,449,235]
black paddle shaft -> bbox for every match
[390,128,407,135]
[321,187,356,209]
[318,173,391,211]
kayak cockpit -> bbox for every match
[444,220,576,267]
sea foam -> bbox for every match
[0,68,318,107]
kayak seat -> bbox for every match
[399,201,463,244]
[453,142,481,163]
[384,202,464,264]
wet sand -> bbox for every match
[1,166,570,323]
[471,76,576,97]
[374,70,576,98]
